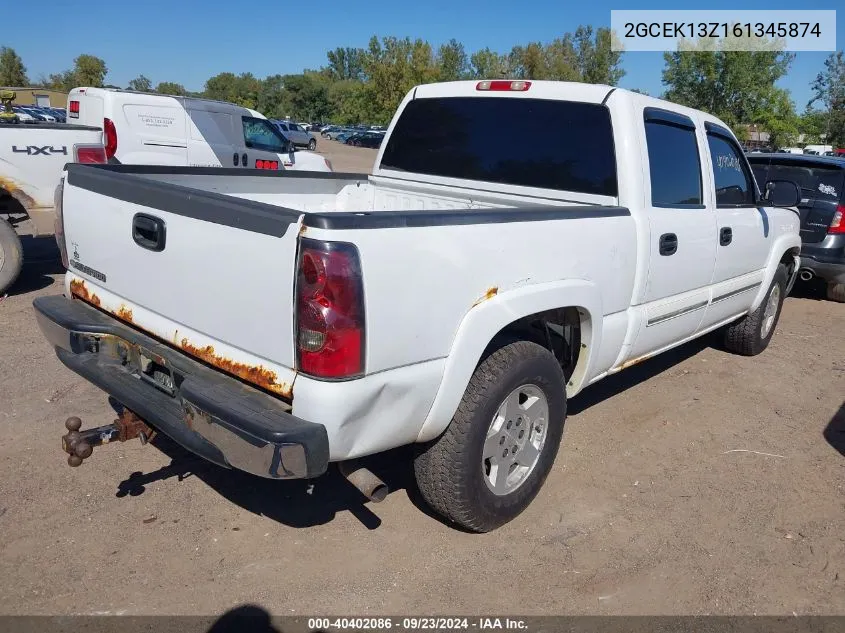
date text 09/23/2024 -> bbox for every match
[307,618,528,631]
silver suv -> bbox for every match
[271,120,317,150]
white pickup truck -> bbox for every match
[1,123,105,293]
[34,81,802,532]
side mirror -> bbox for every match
[763,179,801,208]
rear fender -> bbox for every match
[416,279,602,443]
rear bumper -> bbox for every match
[32,295,329,479]
[800,235,845,284]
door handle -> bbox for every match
[720,227,733,246]
[659,233,678,256]
[132,213,166,252]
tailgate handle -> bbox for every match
[132,214,166,252]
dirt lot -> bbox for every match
[1,139,843,617]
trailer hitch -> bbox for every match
[61,409,156,467]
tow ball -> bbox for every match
[61,409,156,467]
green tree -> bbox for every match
[754,88,800,148]
[127,74,152,92]
[204,72,261,108]
[362,36,439,123]
[73,54,108,87]
[436,39,469,81]
[155,81,187,96]
[808,51,845,147]
[470,47,510,78]
[0,47,28,86]
[46,70,76,92]
[662,38,793,127]
[326,47,365,81]
[575,26,624,85]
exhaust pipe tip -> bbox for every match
[799,269,814,282]
[338,461,389,503]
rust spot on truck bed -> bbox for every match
[70,279,101,307]
[115,305,134,323]
[179,338,292,399]
[471,287,498,308]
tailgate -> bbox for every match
[61,167,301,398]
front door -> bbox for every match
[241,116,294,169]
[700,125,771,328]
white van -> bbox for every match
[65,88,332,172]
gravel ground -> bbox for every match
[0,141,843,617]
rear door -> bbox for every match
[749,157,845,244]
[67,90,104,129]
[187,107,236,167]
[627,108,716,360]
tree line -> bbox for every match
[1,34,842,146]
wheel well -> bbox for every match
[485,307,583,383]
[0,190,31,228]
[780,248,799,273]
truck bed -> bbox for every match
[65,163,602,220]
[61,163,634,413]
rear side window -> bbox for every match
[644,120,702,206]
[707,134,755,206]
[379,97,617,196]
[749,159,844,203]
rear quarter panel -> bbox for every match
[304,210,636,373]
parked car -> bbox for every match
[12,107,36,123]
[335,131,357,143]
[748,153,845,302]
[272,120,317,150]
[349,132,384,148]
[35,80,800,532]
[66,87,330,172]
[0,123,105,293]
[324,127,350,140]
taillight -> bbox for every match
[476,80,531,91]
[295,239,365,378]
[68,100,80,118]
[829,205,845,234]
[54,178,68,269]
[73,144,107,164]
[103,118,117,159]
[324,158,333,171]
[255,159,278,170]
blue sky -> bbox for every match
[5,0,842,109]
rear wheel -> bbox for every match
[827,283,845,303]
[414,340,567,532]
[0,216,23,295]
[723,264,788,356]
[308,138,317,151]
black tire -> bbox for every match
[827,283,845,303]
[723,264,788,356]
[308,138,317,151]
[414,340,567,532]
[0,216,23,295]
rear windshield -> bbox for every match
[379,97,617,197]
[749,159,845,202]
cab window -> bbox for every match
[242,117,288,152]
[644,119,703,207]
[708,134,755,206]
